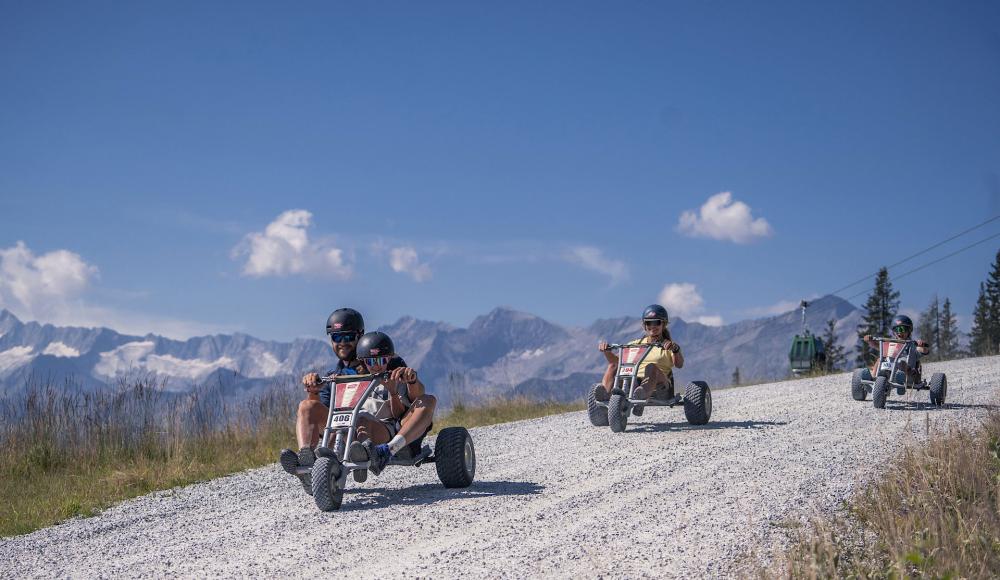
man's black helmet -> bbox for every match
[892,314,913,337]
[642,304,669,323]
[357,331,395,358]
[326,308,364,336]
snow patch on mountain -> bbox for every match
[42,342,80,358]
[143,353,237,380]
[0,346,35,373]
[514,349,546,360]
[95,341,237,381]
[255,351,284,376]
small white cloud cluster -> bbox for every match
[0,241,233,339]
[564,246,629,286]
[0,241,98,321]
[234,210,352,279]
[658,282,723,326]
[389,246,432,282]
[678,192,773,244]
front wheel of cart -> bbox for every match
[311,456,344,512]
[608,393,629,433]
[872,376,889,410]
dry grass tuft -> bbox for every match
[0,376,297,537]
[432,396,585,433]
[0,378,582,537]
[772,408,1000,579]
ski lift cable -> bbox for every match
[828,214,1000,297]
[844,231,1000,301]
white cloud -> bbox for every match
[657,282,724,326]
[0,241,230,340]
[658,283,704,318]
[234,210,352,279]
[564,246,629,285]
[677,192,773,243]
[388,246,432,282]
[0,241,98,321]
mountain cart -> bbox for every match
[586,342,712,432]
[850,337,947,409]
[291,373,476,512]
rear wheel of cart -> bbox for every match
[683,381,712,425]
[851,368,869,401]
[435,427,476,488]
[929,373,947,406]
[587,383,610,427]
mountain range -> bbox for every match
[0,295,862,405]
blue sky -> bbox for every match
[1,1,998,340]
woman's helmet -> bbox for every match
[326,308,365,337]
[356,331,395,359]
[642,304,669,325]
[891,314,913,339]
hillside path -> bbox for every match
[1,356,997,578]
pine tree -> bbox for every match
[731,367,741,386]
[986,250,1000,352]
[916,295,940,361]
[970,282,993,356]
[821,318,845,372]
[856,267,900,367]
[938,298,961,360]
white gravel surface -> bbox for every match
[2,356,998,579]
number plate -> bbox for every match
[331,413,352,427]
[620,366,635,376]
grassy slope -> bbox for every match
[771,408,1000,579]
[0,382,583,538]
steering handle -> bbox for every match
[602,341,664,351]
[319,370,391,384]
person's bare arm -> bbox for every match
[302,372,321,395]
[598,340,618,364]
[390,367,425,418]
[664,341,684,369]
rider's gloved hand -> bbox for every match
[598,340,609,352]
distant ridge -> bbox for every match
[0,296,861,404]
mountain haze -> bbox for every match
[0,296,861,404]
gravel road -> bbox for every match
[2,356,997,578]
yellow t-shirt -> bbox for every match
[625,336,678,380]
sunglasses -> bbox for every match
[643,319,664,327]
[893,326,910,334]
[363,356,393,368]
[330,332,359,344]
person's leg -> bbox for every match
[355,414,392,445]
[396,394,436,443]
[635,365,667,401]
[296,399,329,449]
[281,398,329,476]
[601,362,617,395]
